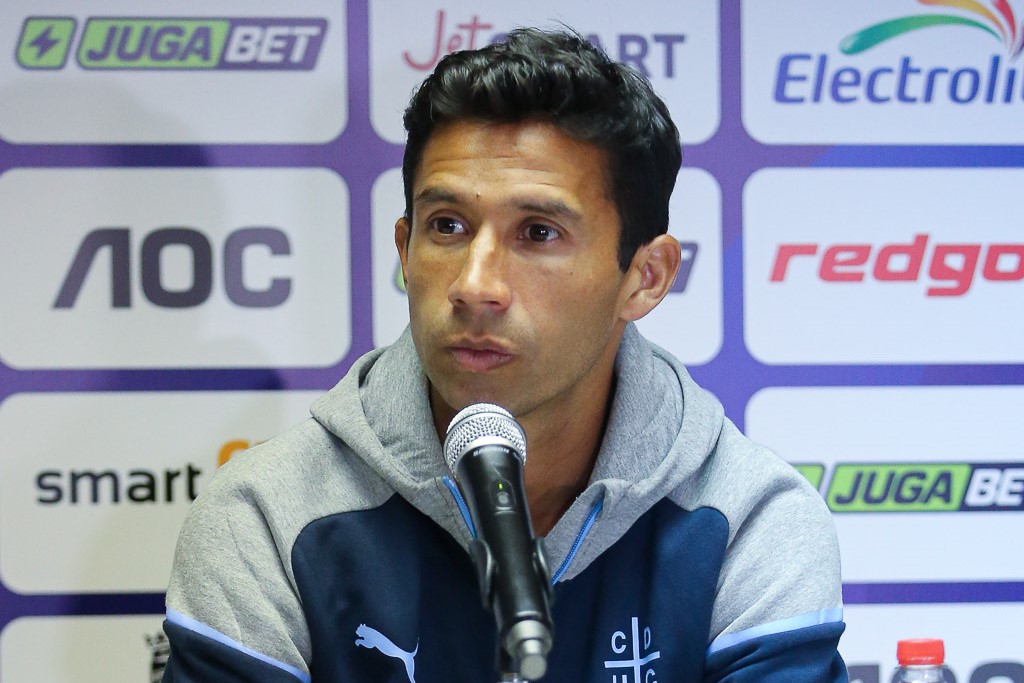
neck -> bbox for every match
[517,380,613,535]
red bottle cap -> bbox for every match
[897,639,945,665]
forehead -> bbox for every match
[412,119,613,209]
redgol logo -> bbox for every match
[770,233,1024,296]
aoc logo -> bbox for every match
[815,462,1024,513]
[54,226,292,310]
[401,10,686,80]
[774,1,1024,106]
[16,16,327,70]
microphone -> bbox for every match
[444,403,554,681]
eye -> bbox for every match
[524,223,560,243]
[428,216,467,236]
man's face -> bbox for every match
[396,119,637,425]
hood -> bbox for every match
[309,324,726,581]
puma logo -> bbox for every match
[354,623,418,683]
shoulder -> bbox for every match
[178,415,394,573]
[677,419,832,543]
[165,415,397,671]
[728,421,830,523]
[676,419,843,642]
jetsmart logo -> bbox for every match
[797,462,1024,512]
[775,0,1024,105]
[16,16,327,70]
[400,10,687,80]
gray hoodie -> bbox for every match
[163,324,846,682]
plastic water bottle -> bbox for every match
[891,639,954,683]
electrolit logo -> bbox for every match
[795,462,1024,513]
[774,1,1024,106]
[841,1,1024,59]
[15,16,327,70]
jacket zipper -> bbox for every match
[442,476,603,586]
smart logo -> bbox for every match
[32,437,253,506]
[775,1,1024,107]
[36,463,203,505]
[808,462,1024,513]
[16,16,327,70]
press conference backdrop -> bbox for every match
[1,1,1022,680]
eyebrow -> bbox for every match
[517,199,582,223]
[413,187,459,206]
[413,187,583,223]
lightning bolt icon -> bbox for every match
[29,25,60,59]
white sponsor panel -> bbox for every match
[371,168,408,347]
[0,168,351,369]
[744,169,1024,364]
[371,168,722,364]
[0,390,321,593]
[1,615,167,682]
[743,1,1024,144]
[369,0,719,145]
[0,1,347,143]
[746,386,1024,584]
[636,169,722,365]
[841,603,1024,681]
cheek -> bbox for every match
[405,265,456,327]
[405,253,448,296]
[557,266,625,308]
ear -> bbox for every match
[619,233,682,322]
[394,216,411,288]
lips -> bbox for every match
[448,339,514,372]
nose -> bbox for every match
[447,229,511,313]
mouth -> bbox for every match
[447,339,515,373]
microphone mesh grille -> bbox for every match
[443,403,526,470]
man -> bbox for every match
[162,29,848,681]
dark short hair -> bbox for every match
[401,28,681,271]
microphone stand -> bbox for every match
[470,532,553,681]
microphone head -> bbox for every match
[443,403,527,471]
